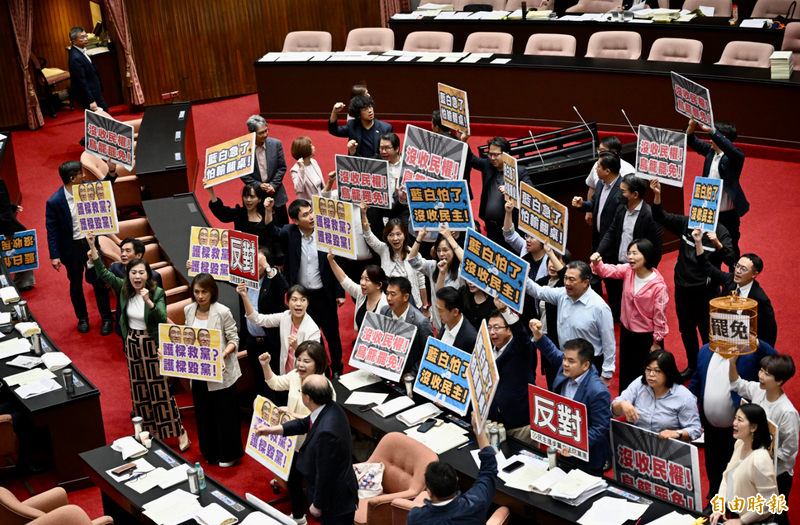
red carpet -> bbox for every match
[2,94,798,519]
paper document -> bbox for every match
[391,13,419,19]
[484,10,510,19]
[142,488,201,525]
[15,322,40,337]
[372,395,414,417]
[276,53,313,62]
[396,402,441,426]
[451,11,473,18]
[471,449,507,469]
[549,468,605,499]
[106,458,156,482]
[0,337,32,360]
[6,355,42,369]
[158,463,192,489]
[240,513,278,525]
[530,467,567,493]
[126,467,173,494]
[0,287,19,304]
[503,464,548,491]
[461,53,493,63]
[435,11,457,19]
[344,391,388,406]
[417,53,444,62]
[559,15,584,20]
[698,5,715,15]
[740,19,770,27]
[491,58,512,64]
[338,369,382,390]
[404,422,468,453]
[16,377,61,398]
[195,503,238,525]
[645,511,698,525]
[41,352,71,371]
[245,493,296,525]
[4,367,55,386]
[111,436,148,460]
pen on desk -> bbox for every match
[457,441,473,450]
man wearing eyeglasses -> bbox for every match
[68,27,108,113]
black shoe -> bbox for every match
[602,459,613,472]
[77,318,90,333]
[333,371,341,380]
[100,319,114,336]
[679,368,695,383]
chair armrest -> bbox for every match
[390,498,420,525]
[367,489,421,525]
[92,516,114,525]
[488,506,511,525]
[25,487,69,513]
[0,414,18,456]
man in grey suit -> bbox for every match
[380,276,434,379]
[242,115,289,226]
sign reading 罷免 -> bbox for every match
[688,177,723,233]
[202,133,255,188]
[460,228,528,312]
[671,72,713,128]
[406,180,473,232]
[84,110,135,170]
[437,83,470,135]
[414,337,472,416]
[519,182,568,255]
[228,230,259,290]
[400,125,468,186]
[529,384,589,461]
[312,196,356,260]
[188,226,230,281]
[73,181,119,235]
[348,312,417,382]
[610,419,702,511]
[635,125,687,188]
[502,153,520,208]
[467,320,499,433]
[710,312,751,348]
[1,230,38,273]
[246,395,297,481]
[335,154,391,208]
[158,323,223,383]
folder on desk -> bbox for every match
[41,352,71,371]
[371,396,414,417]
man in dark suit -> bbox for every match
[242,115,289,226]
[328,95,393,159]
[435,286,478,354]
[45,160,116,334]
[256,375,358,525]
[264,197,346,376]
[687,117,748,263]
[67,27,107,112]
[109,238,162,339]
[380,276,435,378]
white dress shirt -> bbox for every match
[388,159,401,192]
[596,176,618,233]
[585,159,635,189]
[618,201,643,263]
[707,152,734,212]
[735,280,753,299]
[703,352,737,427]
[64,187,85,240]
[391,304,410,322]
[440,315,464,347]
[78,46,92,64]
[562,368,589,400]
[298,231,323,290]
[255,143,269,183]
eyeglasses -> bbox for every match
[733,264,751,272]
[379,146,394,151]
[644,367,663,376]
[487,325,508,332]
[435,249,451,255]
[487,152,503,158]
[626,250,641,256]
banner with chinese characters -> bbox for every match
[228,230,259,289]
[312,196,356,260]
[710,312,751,348]
[528,384,589,461]
[73,181,119,234]
[202,133,255,188]
[246,395,297,481]
[406,180,473,232]
[414,337,472,416]
[460,228,528,312]
[401,124,467,186]
[610,420,702,512]
[467,320,499,433]
[158,323,223,383]
[519,183,568,255]
[84,110,134,170]
[335,155,391,209]
[348,312,417,382]
[671,72,713,128]
[437,83,470,134]
[502,153,520,208]
[1,230,38,273]
[188,226,230,281]
[688,177,723,233]
[635,125,687,188]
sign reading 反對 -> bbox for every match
[84,110,135,170]
[671,72,713,128]
[348,312,417,382]
[1,230,38,273]
[246,395,297,481]
[460,228,528,312]
[406,180,473,232]
[159,323,223,383]
[503,153,520,208]
[73,181,119,235]
[202,133,255,188]
[228,230,259,290]
[414,337,472,416]
[400,125,468,186]
[688,177,723,232]
[437,83,470,134]
[335,155,391,208]
[528,384,589,461]
[635,125,687,188]
[312,196,357,260]
[519,182,568,255]
[188,226,230,280]
[467,320,499,433]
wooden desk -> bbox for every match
[89,48,125,109]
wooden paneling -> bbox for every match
[31,0,93,79]
[125,0,382,107]
[0,0,30,129]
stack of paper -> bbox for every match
[530,467,568,494]
[740,18,772,28]
[484,10,511,19]
[195,503,238,525]
[142,489,201,525]
[16,377,61,398]
[411,9,441,17]
[6,355,42,369]
[0,337,32,360]
[548,469,608,506]
[344,391,388,405]
[646,511,699,525]
[770,50,793,79]
[372,396,414,417]
[404,422,469,453]
[338,369,382,390]
[4,367,56,386]
[652,8,681,20]
[158,463,192,489]
[0,287,19,304]
[111,436,148,460]
[418,2,454,10]
[396,402,441,426]
[41,352,71,371]
[577,496,649,525]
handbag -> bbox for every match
[353,462,385,499]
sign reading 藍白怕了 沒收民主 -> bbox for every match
[414,337,472,416]
[460,228,529,312]
[1,230,38,273]
[688,177,723,232]
[406,179,473,232]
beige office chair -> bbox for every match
[566,0,618,12]
[524,34,577,56]
[782,22,800,70]
[715,41,774,67]
[455,0,508,9]
[585,31,642,59]
[27,505,112,525]
[752,0,799,17]
[106,218,156,246]
[402,31,454,52]
[282,31,333,52]
[681,0,732,16]
[0,487,71,525]
[154,266,191,304]
[463,32,514,53]
[344,28,395,52]
[647,38,704,63]
[506,0,554,10]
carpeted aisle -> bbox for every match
[2,93,798,519]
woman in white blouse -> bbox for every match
[327,250,388,332]
[289,136,335,202]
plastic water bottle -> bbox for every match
[195,462,206,490]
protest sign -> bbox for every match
[246,395,297,481]
[635,125,687,188]
[414,337,472,416]
[467,320,499,432]
[710,312,751,348]
[159,323,223,383]
[400,124,468,186]
[611,420,702,511]
[407,180,473,232]
[460,228,528,312]
[313,196,357,260]
[671,72,713,128]
[688,177,723,232]
[518,182,568,255]
[202,133,255,188]
[73,181,119,235]
[228,230,259,290]
[84,110,134,170]
[528,384,590,461]
[437,83,470,134]
[188,226,230,281]
[1,230,38,273]
[503,153,520,208]
[349,312,417,382]
[335,155,391,208]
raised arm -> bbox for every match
[440,224,464,262]
[408,227,426,260]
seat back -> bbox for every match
[143,243,165,266]
[647,38,703,63]
[782,22,800,70]
[507,0,556,9]
[365,433,438,495]
[455,0,508,9]
[463,32,514,53]
[752,0,799,17]
[166,298,193,325]
[566,0,618,12]
[681,0,732,16]
[282,31,333,52]
[108,218,152,245]
[0,488,45,525]
[524,33,577,56]
[28,505,96,525]
[585,31,642,59]
[344,28,395,52]
[155,265,181,290]
[716,41,774,67]
[403,31,454,52]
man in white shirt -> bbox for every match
[379,276,434,377]
[435,286,477,353]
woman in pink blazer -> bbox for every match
[289,136,335,202]
[591,238,668,395]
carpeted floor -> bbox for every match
[2,93,798,520]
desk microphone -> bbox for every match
[621,109,639,138]
[573,106,596,160]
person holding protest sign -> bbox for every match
[241,116,289,227]
[327,251,387,332]
[290,137,336,202]
[590,239,668,394]
[0,175,34,290]
[184,273,242,467]
[110,238,162,339]
[435,286,478,354]
[533,244,570,390]
[328,95,393,159]
[431,110,454,138]
[86,231,189,450]
[582,137,635,227]
[380,276,434,377]
[502,199,550,283]
[459,283,494,332]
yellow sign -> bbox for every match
[312,196,356,260]
[246,395,297,481]
[437,83,470,134]
[188,226,230,280]
[203,132,256,188]
[158,323,223,382]
[73,181,119,234]
[519,182,568,255]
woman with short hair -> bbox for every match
[289,136,335,202]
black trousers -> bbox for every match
[287,458,306,518]
[244,331,286,404]
[701,413,736,500]
[484,221,513,253]
[718,209,741,267]
[319,511,356,525]
[777,472,792,525]
[272,204,289,228]
[65,240,113,321]
[192,381,244,464]
[306,288,344,374]
[618,325,655,396]
[674,283,715,372]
